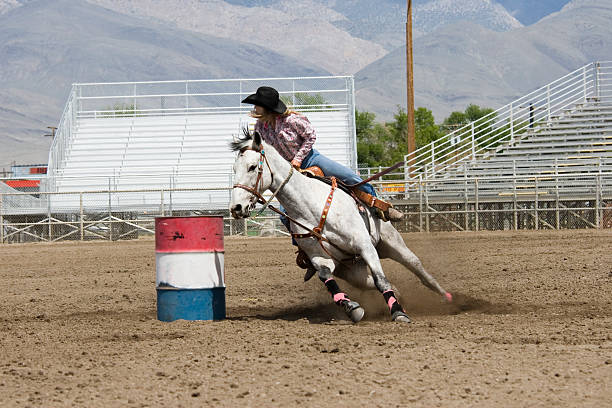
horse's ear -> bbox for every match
[253,131,262,149]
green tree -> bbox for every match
[415,107,443,148]
[281,92,329,109]
[356,109,388,167]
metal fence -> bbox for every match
[404,61,612,179]
[2,171,610,243]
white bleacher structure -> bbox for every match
[44,76,358,212]
[397,61,612,203]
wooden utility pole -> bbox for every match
[406,0,416,173]
[44,126,57,138]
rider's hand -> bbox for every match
[290,159,301,169]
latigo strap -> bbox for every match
[352,188,392,212]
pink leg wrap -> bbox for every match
[333,293,349,304]
[383,290,397,310]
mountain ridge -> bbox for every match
[355,0,612,121]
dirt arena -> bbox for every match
[0,230,610,407]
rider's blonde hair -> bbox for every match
[250,108,300,128]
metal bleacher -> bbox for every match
[402,62,612,202]
[44,77,358,212]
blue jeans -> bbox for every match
[301,149,376,196]
[280,149,376,236]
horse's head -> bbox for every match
[229,128,273,218]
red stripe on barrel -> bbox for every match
[156,216,224,253]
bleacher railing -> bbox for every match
[46,86,77,192]
[404,61,612,180]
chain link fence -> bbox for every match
[1,171,611,243]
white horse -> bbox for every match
[230,130,452,323]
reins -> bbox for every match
[232,147,354,263]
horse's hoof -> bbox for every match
[391,311,411,323]
[343,301,365,323]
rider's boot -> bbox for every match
[386,206,404,221]
[353,189,404,222]
[296,249,314,270]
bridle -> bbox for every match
[233,145,297,217]
[232,145,274,212]
[232,145,353,262]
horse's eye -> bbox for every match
[248,165,257,172]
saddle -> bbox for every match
[300,166,394,216]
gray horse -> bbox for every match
[230,130,452,323]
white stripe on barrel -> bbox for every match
[155,216,225,321]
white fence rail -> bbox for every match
[2,171,610,243]
[404,61,612,180]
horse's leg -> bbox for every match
[358,245,411,323]
[377,223,452,302]
[311,255,365,323]
[333,260,376,290]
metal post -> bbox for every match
[464,176,469,231]
[594,62,600,100]
[513,176,518,231]
[534,177,539,230]
[0,193,4,243]
[160,189,165,217]
[555,176,560,230]
[418,175,423,232]
[596,175,601,228]
[509,102,514,141]
[48,193,52,241]
[424,178,430,233]
[471,122,476,159]
[474,178,479,231]
[108,179,113,241]
[430,144,435,176]
[583,66,588,102]
[80,192,84,241]
[546,84,551,122]
[185,81,189,112]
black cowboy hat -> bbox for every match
[241,86,287,114]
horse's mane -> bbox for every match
[229,127,253,152]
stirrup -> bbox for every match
[375,208,389,222]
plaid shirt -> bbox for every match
[254,113,316,164]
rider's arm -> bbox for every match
[290,114,316,166]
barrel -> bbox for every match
[155,216,226,321]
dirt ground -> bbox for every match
[0,230,610,407]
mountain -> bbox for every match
[84,0,522,70]
[355,0,612,121]
[85,0,388,75]
[0,0,326,167]
[497,0,572,25]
